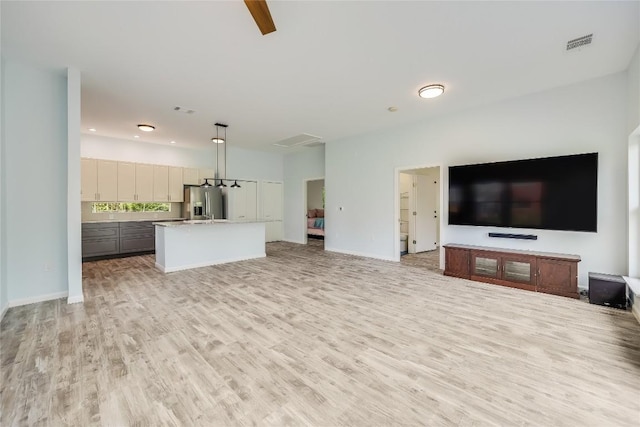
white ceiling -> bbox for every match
[2,1,639,151]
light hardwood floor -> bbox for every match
[2,242,639,426]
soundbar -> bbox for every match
[488,232,537,240]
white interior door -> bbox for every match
[413,175,437,253]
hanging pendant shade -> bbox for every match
[216,179,227,188]
[231,180,241,188]
[201,178,211,188]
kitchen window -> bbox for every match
[92,202,171,213]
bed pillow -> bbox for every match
[313,218,325,229]
[316,209,324,218]
[307,218,316,228]
[307,209,317,218]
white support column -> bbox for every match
[67,67,83,304]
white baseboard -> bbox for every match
[324,247,397,262]
[8,291,69,308]
[283,238,306,245]
[67,295,84,304]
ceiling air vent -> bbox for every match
[566,34,593,51]
[273,133,322,148]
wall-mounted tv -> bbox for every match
[448,153,598,232]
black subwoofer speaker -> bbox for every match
[588,273,626,309]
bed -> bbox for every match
[307,209,325,238]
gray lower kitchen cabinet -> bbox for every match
[81,223,120,258]
[82,221,155,260]
[119,221,155,254]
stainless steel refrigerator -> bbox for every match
[183,186,224,220]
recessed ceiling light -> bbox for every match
[418,84,445,99]
[388,106,398,112]
[134,135,140,139]
[170,140,176,144]
[137,124,155,132]
[211,137,225,144]
[88,128,97,132]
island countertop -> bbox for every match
[154,220,266,272]
[153,219,278,227]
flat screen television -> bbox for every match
[448,153,598,232]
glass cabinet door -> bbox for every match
[501,255,536,285]
[472,255,499,278]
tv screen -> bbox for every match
[448,153,598,232]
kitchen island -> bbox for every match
[153,220,266,272]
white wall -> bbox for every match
[3,59,69,303]
[227,146,283,182]
[628,46,640,278]
[82,135,283,183]
[326,72,629,288]
[0,52,8,317]
[307,179,324,210]
[628,46,640,134]
[82,134,216,169]
[629,130,640,277]
[283,146,325,243]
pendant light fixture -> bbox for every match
[200,178,211,188]
[231,180,241,188]
[214,123,227,188]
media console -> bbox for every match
[444,244,580,298]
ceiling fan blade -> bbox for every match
[244,0,276,35]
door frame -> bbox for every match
[394,164,444,263]
[303,177,325,245]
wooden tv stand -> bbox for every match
[444,244,580,298]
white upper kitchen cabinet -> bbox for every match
[183,167,199,186]
[117,162,136,201]
[168,166,184,202]
[81,158,117,201]
[81,158,98,201]
[153,165,169,202]
[135,163,154,201]
[182,167,214,186]
[117,162,154,201]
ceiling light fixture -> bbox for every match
[170,140,176,144]
[213,123,228,188]
[89,128,97,132]
[418,84,445,99]
[201,178,211,188]
[137,124,155,132]
[134,135,140,139]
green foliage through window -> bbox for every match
[92,203,171,213]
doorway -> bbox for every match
[305,178,325,247]
[397,166,441,270]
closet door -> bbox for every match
[244,181,258,220]
[262,181,283,242]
